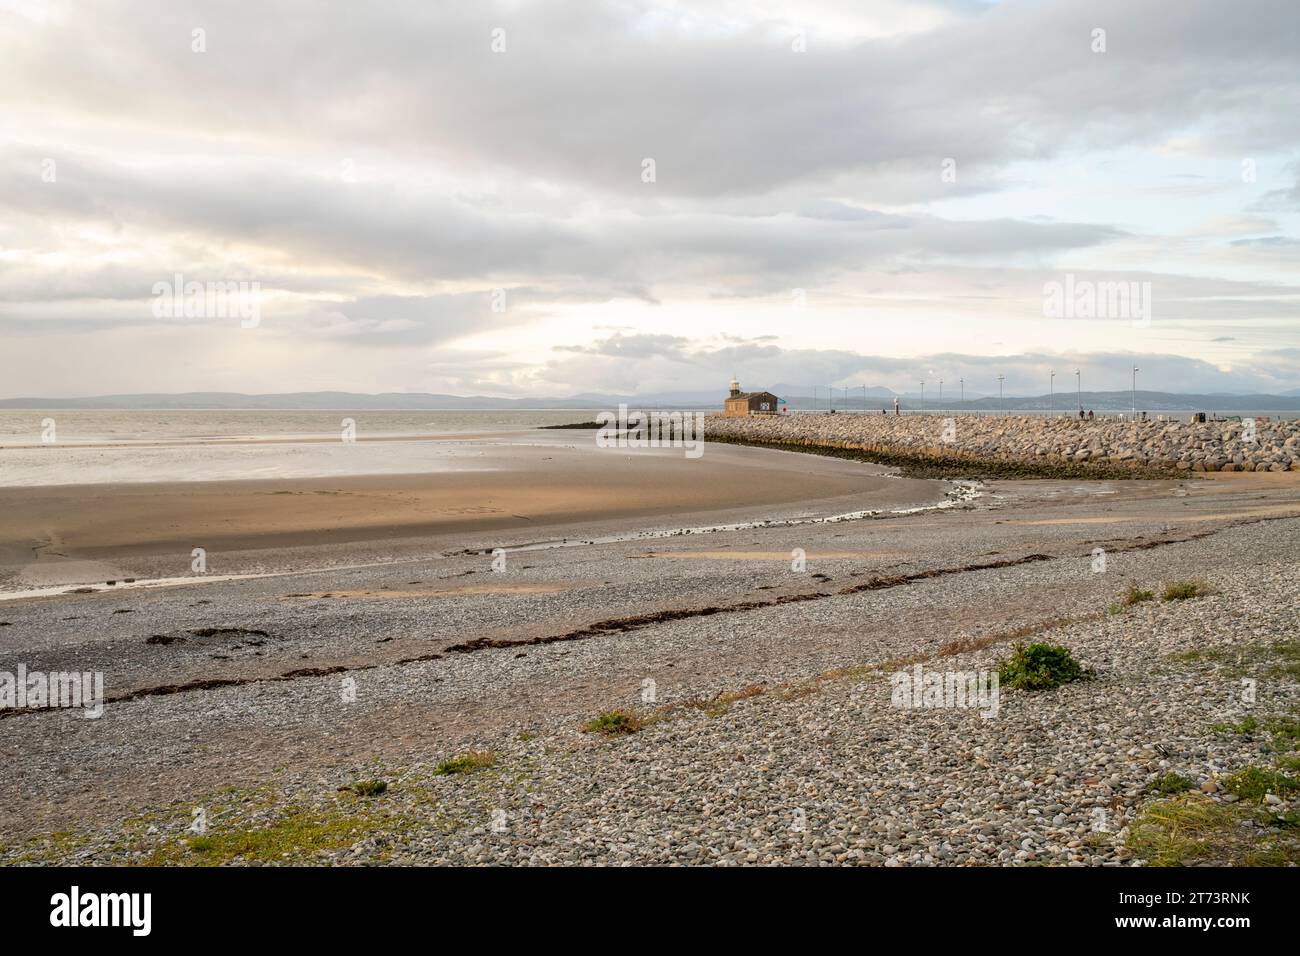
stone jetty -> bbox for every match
[705,413,1300,474]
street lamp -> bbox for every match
[998,374,1005,416]
[959,377,964,411]
[1075,368,1082,413]
[1050,370,1055,414]
[1132,366,1140,416]
[920,381,925,414]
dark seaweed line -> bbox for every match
[0,516,1277,719]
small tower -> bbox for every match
[729,376,741,398]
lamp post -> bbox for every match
[1132,366,1140,417]
[1049,370,1055,414]
[920,381,925,414]
[959,377,964,411]
[998,374,1005,416]
[1075,368,1082,413]
[939,379,943,413]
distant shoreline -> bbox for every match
[2,387,1298,413]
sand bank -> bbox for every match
[0,436,944,591]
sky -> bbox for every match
[1,0,1298,398]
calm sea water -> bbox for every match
[0,409,600,444]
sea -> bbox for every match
[0,409,598,445]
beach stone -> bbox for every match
[703,414,1300,477]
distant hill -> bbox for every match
[782,390,1300,413]
[0,391,616,410]
[941,390,1300,413]
[1,389,1298,412]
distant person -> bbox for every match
[1078,409,1085,420]
[1088,409,1095,420]
[893,397,900,416]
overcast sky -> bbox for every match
[1,0,1297,397]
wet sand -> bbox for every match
[0,435,945,591]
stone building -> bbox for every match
[723,378,781,417]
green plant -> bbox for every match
[348,779,388,797]
[1262,716,1300,750]
[1162,580,1206,601]
[1222,766,1300,801]
[432,751,496,776]
[582,710,642,735]
[1121,584,1155,607]
[1126,794,1300,866]
[1150,772,1195,795]
[1211,716,1259,736]
[996,642,1090,691]
[188,835,216,853]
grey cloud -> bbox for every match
[538,334,1300,395]
[4,1,1297,199]
[0,147,1125,300]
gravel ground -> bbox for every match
[1,467,1298,865]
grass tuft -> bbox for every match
[347,779,388,797]
[1126,793,1300,866]
[432,751,497,776]
[1211,716,1259,736]
[582,710,642,736]
[1149,772,1195,795]
[1122,584,1155,607]
[996,642,1090,691]
[1222,765,1300,801]
[1162,580,1207,601]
